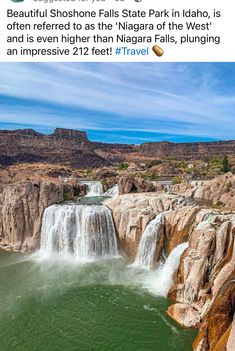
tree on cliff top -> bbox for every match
[222,155,230,173]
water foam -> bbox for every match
[104,185,119,198]
[146,242,189,297]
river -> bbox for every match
[0,250,196,351]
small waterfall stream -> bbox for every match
[40,204,118,260]
[149,242,189,296]
[133,211,188,297]
[80,181,103,196]
[134,213,164,270]
[104,185,119,198]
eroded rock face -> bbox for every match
[0,181,67,252]
[105,193,177,259]
[139,140,235,159]
[167,303,201,328]
[164,206,201,254]
[104,193,199,261]
[167,210,235,350]
[193,275,235,351]
[118,175,163,195]
[171,172,235,209]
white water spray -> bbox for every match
[104,185,119,198]
[134,213,164,270]
[146,242,189,297]
[40,204,118,260]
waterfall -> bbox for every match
[80,181,103,196]
[134,213,164,270]
[104,185,119,198]
[40,204,118,260]
[148,242,189,297]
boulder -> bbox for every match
[118,175,163,195]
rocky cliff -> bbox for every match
[52,128,88,140]
[139,140,235,159]
[0,128,234,169]
[0,181,71,252]
[0,128,131,168]
[171,172,235,209]
[105,193,179,259]
[167,210,235,351]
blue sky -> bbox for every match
[0,63,234,144]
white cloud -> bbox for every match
[0,63,234,139]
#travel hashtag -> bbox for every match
[115,47,149,56]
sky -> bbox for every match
[0,62,234,144]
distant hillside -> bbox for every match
[0,128,234,168]
[139,140,235,159]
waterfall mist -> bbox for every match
[144,242,189,297]
[104,185,119,198]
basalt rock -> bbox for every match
[118,175,163,195]
[104,193,198,260]
[105,193,178,259]
[139,140,235,159]
[167,210,235,350]
[193,273,235,351]
[0,181,71,252]
[0,128,234,169]
[171,172,235,209]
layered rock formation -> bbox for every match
[52,128,88,140]
[139,140,235,159]
[0,181,71,252]
[0,128,130,168]
[0,128,234,169]
[118,175,164,194]
[105,193,199,260]
[171,172,235,209]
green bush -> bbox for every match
[146,160,162,169]
[117,163,129,170]
[63,191,75,201]
[172,176,182,185]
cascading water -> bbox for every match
[134,213,164,270]
[40,204,118,260]
[146,242,189,297]
[80,181,103,196]
[104,185,119,198]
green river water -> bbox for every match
[0,250,196,351]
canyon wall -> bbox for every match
[105,193,179,259]
[0,128,131,168]
[0,129,234,169]
[0,181,70,252]
[171,172,235,209]
[167,210,235,351]
[139,140,235,159]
